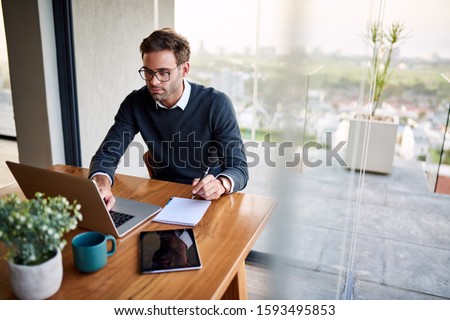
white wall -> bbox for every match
[72,0,174,177]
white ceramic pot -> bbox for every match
[7,249,63,300]
[346,116,399,174]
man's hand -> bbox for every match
[191,174,227,200]
[92,174,116,211]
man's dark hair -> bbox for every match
[140,28,190,65]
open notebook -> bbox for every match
[153,197,211,226]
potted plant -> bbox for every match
[0,192,82,299]
[346,21,406,174]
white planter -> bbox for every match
[7,249,63,300]
[346,116,399,174]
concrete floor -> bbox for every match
[246,153,450,300]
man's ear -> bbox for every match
[182,62,190,77]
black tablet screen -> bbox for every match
[139,229,202,273]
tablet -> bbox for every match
[139,229,202,273]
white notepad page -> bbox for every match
[153,197,212,226]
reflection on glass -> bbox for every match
[152,230,192,269]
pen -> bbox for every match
[165,197,173,206]
[191,167,210,199]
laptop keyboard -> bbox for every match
[109,210,134,228]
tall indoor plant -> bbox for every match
[346,21,406,174]
[0,192,82,299]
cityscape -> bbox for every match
[1,44,450,192]
[184,46,450,192]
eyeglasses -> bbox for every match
[138,66,179,82]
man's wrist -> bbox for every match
[90,172,113,186]
[217,176,231,194]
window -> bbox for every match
[176,0,450,299]
[0,4,15,138]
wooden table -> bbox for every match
[0,165,276,300]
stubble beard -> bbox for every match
[148,86,167,102]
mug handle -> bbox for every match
[105,235,116,257]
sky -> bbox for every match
[1,1,449,61]
[175,0,450,59]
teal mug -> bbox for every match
[72,231,116,273]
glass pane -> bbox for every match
[347,0,450,299]
[0,4,15,138]
[177,0,450,300]
[428,74,450,194]
[176,0,371,299]
[0,3,18,187]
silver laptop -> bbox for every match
[6,161,162,238]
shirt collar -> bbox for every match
[155,79,191,110]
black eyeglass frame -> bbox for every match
[138,65,180,82]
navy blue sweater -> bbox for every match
[89,82,248,192]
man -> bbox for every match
[89,28,248,210]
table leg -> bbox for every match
[221,261,248,300]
